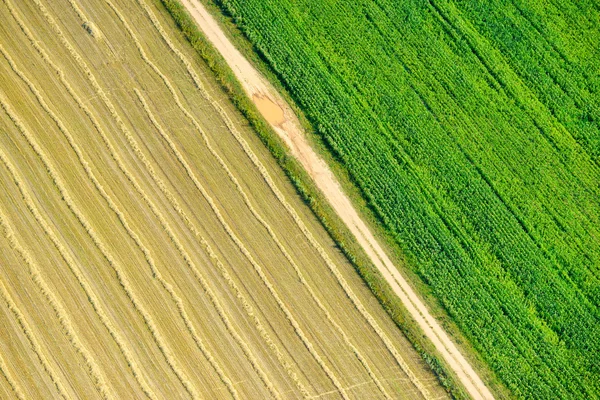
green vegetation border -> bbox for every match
[155,0,510,398]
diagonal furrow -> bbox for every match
[134,88,287,400]
[0,37,230,399]
[0,85,197,398]
[20,0,240,397]
[0,146,114,400]
[133,86,312,398]
[0,331,26,400]
[0,238,69,400]
[0,4,161,400]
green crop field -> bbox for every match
[212,0,600,398]
[0,0,451,398]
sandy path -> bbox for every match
[180,1,495,398]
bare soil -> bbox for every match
[252,94,285,126]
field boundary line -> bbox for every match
[0,230,69,400]
[216,86,431,399]
[168,0,496,398]
[183,0,493,399]
[136,0,431,396]
[0,144,114,400]
[356,4,600,385]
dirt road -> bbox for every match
[180,0,495,398]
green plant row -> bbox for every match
[205,0,600,398]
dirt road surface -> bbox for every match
[180,0,495,398]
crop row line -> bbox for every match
[0,287,27,400]
[0,3,169,398]
[129,88,313,397]
[70,0,277,397]
[1,87,168,399]
[426,0,600,190]
[327,0,600,377]
[0,26,192,399]
[65,0,300,396]
[134,87,295,399]
[211,81,432,399]
[160,100,350,399]
[133,84,312,398]
[25,1,232,398]
[0,28,224,400]
[0,136,114,399]
[0,224,69,400]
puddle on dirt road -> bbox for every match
[253,94,285,125]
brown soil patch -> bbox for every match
[252,94,285,126]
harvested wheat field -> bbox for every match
[0,0,450,398]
